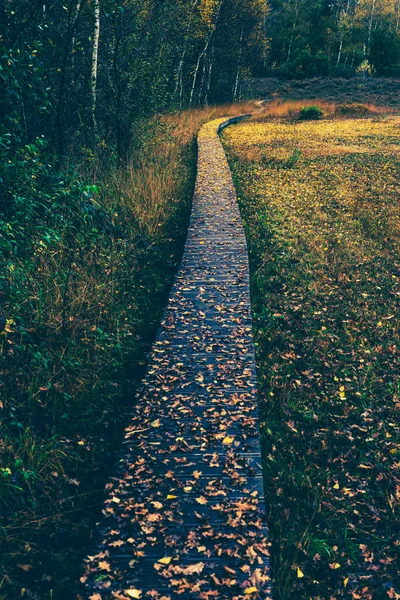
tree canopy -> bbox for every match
[1,0,268,158]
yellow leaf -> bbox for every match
[244,587,258,594]
[158,556,172,565]
[222,436,235,445]
[297,567,304,578]
[167,494,178,500]
[344,577,349,587]
[333,482,340,489]
[125,590,142,599]
[333,563,340,569]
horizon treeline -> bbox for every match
[1,0,400,161]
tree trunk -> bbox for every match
[287,5,299,62]
[366,0,376,58]
[112,14,123,159]
[173,0,200,106]
[71,0,82,85]
[232,28,244,101]
[204,37,215,106]
[56,0,82,157]
[174,49,186,107]
[189,36,211,106]
[90,0,100,138]
[189,0,222,107]
[335,37,343,70]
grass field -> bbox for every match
[222,113,400,599]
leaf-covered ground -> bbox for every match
[222,116,400,600]
[81,117,271,600]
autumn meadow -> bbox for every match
[1,1,399,599]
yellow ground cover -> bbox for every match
[223,116,400,600]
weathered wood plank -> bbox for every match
[80,117,272,600]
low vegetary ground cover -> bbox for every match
[223,114,399,599]
[247,77,400,107]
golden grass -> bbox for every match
[103,103,256,239]
[223,114,400,600]
[253,98,392,120]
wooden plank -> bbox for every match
[80,117,272,600]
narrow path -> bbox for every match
[81,117,272,600]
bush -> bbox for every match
[298,105,325,120]
[336,102,371,116]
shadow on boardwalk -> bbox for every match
[80,117,272,600]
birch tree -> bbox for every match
[90,0,100,137]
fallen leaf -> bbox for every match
[196,496,208,505]
[17,565,32,572]
[125,590,142,599]
[183,562,204,575]
[297,567,304,578]
[222,436,235,445]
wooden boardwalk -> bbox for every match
[80,117,272,600]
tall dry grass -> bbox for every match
[253,99,392,120]
[110,103,256,238]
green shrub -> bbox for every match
[336,102,371,116]
[298,105,325,120]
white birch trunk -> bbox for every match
[366,0,376,58]
[90,0,100,136]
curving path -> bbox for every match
[80,117,272,600]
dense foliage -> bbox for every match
[266,0,400,78]
[1,0,268,159]
[223,115,400,600]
